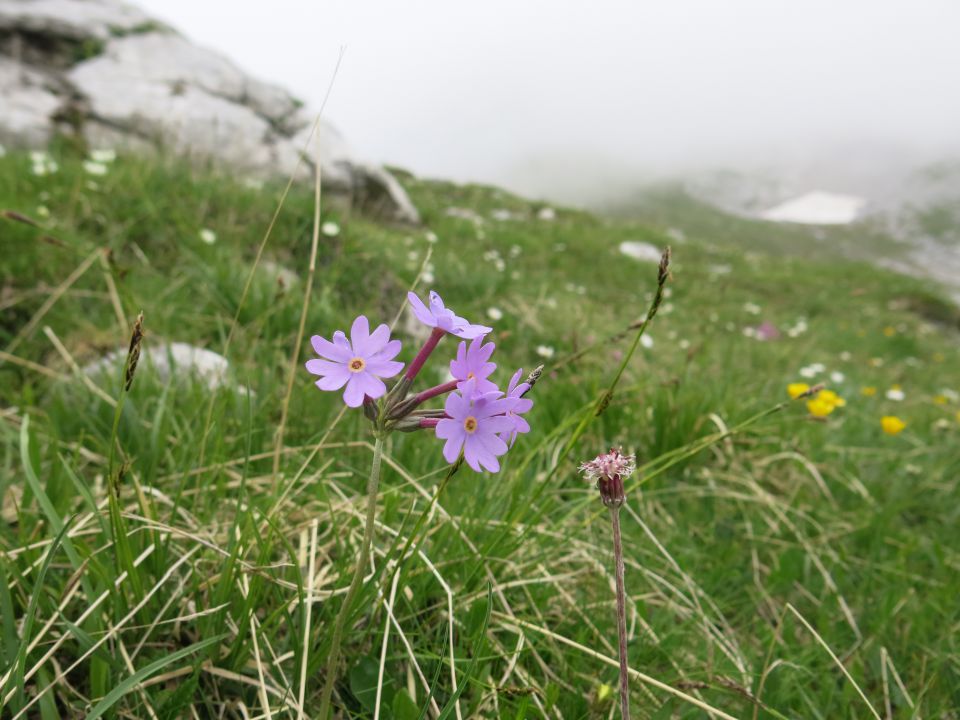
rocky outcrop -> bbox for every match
[0,0,419,223]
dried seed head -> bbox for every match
[522,364,544,395]
[658,246,672,285]
[798,383,825,400]
[124,312,144,392]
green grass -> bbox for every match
[1,146,959,718]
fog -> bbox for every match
[138,0,960,204]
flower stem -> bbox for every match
[317,434,385,719]
[412,379,458,405]
[404,327,445,382]
[610,505,630,719]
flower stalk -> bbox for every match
[305,290,535,714]
[404,327,445,382]
[610,504,630,719]
[317,433,385,719]
[581,448,635,719]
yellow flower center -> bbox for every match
[467,371,475,379]
[463,416,478,434]
[348,357,366,373]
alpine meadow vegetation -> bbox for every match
[1,145,960,718]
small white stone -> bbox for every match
[619,241,661,263]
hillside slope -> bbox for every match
[1,149,959,718]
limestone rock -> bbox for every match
[0,0,419,223]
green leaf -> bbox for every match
[350,655,386,714]
[436,584,493,720]
[84,634,225,720]
[392,689,420,720]
[2,520,71,713]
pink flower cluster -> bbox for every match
[306,290,534,472]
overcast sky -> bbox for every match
[138,0,960,201]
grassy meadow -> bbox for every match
[1,147,959,718]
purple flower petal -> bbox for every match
[364,359,404,378]
[407,291,436,327]
[363,323,391,355]
[442,434,463,463]
[316,371,350,391]
[354,372,387,399]
[435,418,460,440]
[369,339,402,363]
[349,315,370,355]
[311,335,351,362]
[305,358,344,376]
[343,375,367,407]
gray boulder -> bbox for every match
[0,0,419,223]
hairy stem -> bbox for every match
[317,434,384,719]
[610,505,630,719]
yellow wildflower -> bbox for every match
[817,389,846,408]
[807,397,835,417]
[933,395,948,405]
[787,382,810,399]
[861,386,877,396]
[956,410,960,424]
[883,326,896,337]
[881,416,906,435]
[933,352,945,363]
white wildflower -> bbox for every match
[536,345,555,359]
[486,307,504,321]
[886,387,905,401]
[89,149,116,163]
[83,160,108,176]
[640,334,654,349]
[321,221,340,237]
[199,228,217,245]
